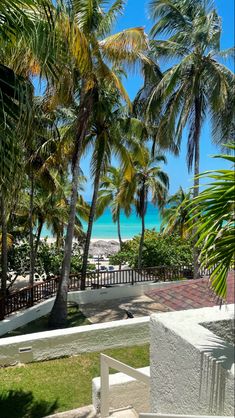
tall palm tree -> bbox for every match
[143,0,234,277]
[49,0,149,327]
[97,167,132,248]
[0,0,64,292]
[123,150,169,268]
[0,0,59,192]
[161,187,192,239]
[79,87,143,286]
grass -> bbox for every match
[0,344,149,418]
[3,307,90,338]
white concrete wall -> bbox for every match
[69,280,179,305]
[150,304,235,416]
[0,280,177,336]
[0,317,149,366]
[0,298,55,336]
[92,367,150,414]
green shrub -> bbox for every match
[109,230,193,268]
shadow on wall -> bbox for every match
[0,389,58,418]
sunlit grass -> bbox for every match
[0,344,149,417]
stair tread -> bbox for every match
[109,407,138,417]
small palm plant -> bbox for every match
[190,145,235,300]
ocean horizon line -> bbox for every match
[41,202,162,240]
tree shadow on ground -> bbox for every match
[0,389,58,418]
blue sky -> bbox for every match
[80,0,235,199]
[36,0,235,199]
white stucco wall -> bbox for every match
[0,280,176,336]
[0,298,55,336]
[0,316,149,366]
[150,304,235,416]
[92,367,150,413]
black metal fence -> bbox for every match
[0,264,196,319]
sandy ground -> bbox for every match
[44,237,129,244]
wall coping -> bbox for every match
[0,316,150,347]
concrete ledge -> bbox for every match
[92,366,150,414]
[150,304,234,416]
[0,316,149,366]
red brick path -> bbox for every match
[145,271,235,311]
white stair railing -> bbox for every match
[139,414,233,418]
[100,353,150,418]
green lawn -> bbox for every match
[0,344,149,418]
[3,307,90,338]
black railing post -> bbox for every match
[97,269,100,288]
[131,269,134,285]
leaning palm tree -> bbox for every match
[49,0,149,327]
[143,0,234,277]
[161,187,192,239]
[190,144,235,301]
[123,150,169,268]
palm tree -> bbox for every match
[97,167,132,248]
[0,0,59,192]
[161,187,192,239]
[0,0,63,291]
[190,144,235,301]
[143,0,234,277]
[123,150,169,268]
[49,0,148,327]
[80,87,143,286]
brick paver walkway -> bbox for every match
[80,272,234,323]
[145,272,235,311]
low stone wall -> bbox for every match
[0,317,149,366]
[150,304,235,416]
[92,367,150,414]
[0,280,173,337]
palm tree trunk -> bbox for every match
[29,169,35,287]
[48,86,94,328]
[34,219,43,260]
[81,165,102,289]
[193,96,202,279]
[56,228,63,249]
[117,207,123,249]
[138,212,145,269]
[1,196,7,295]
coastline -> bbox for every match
[43,237,129,244]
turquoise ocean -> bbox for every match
[41,202,162,240]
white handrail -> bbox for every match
[100,353,150,418]
[139,414,233,418]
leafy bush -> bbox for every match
[7,240,94,281]
[109,230,193,268]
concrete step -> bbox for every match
[109,407,138,418]
[45,405,97,417]
[45,405,138,418]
